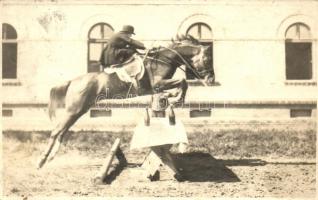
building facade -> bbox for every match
[2,0,318,119]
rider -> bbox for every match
[99,25,146,68]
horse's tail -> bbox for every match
[48,80,71,120]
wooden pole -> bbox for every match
[95,138,121,182]
[115,147,128,166]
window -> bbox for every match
[87,23,114,72]
[285,23,312,80]
[2,23,17,79]
[186,23,213,80]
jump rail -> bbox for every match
[2,99,317,109]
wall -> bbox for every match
[2,0,318,104]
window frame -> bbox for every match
[284,22,315,84]
[2,23,21,86]
[185,22,219,86]
[87,22,114,73]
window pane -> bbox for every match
[285,23,311,40]
[103,24,114,39]
[187,26,199,39]
[89,23,114,39]
[187,23,212,40]
[200,25,212,40]
[299,24,311,39]
[2,43,17,79]
[2,23,17,39]
[285,25,297,39]
[89,43,103,61]
[89,25,102,39]
[285,42,312,80]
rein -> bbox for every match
[130,42,209,93]
[162,46,208,87]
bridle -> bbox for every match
[164,46,205,77]
[148,44,210,86]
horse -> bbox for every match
[37,35,213,169]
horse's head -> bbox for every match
[170,35,215,85]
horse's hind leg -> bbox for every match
[37,112,82,169]
[46,132,64,162]
[46,112,85,162]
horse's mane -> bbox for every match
[169,34,200,47]
[147,34,200,55]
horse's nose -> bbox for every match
[203,57,209,64]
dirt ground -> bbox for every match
[2,121,316,198]
[3,150,316,198]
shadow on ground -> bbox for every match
[172,152,266,182]
[172,152,240,182]
[103,152,270,184]
[104,163,127,184]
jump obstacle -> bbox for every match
[94,138,127,183]
[95,94,188,183]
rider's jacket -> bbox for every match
[100,32,146,67]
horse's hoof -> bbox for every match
[47,155,55,163]
[92,176,104,185]
[37,157,47,169]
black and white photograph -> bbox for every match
[1,0,317,199]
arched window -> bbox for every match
[186,22,213,80]
[187,22,212,41]
[285,23,312,80]
[2,23,18,79]
[87,23,114,72]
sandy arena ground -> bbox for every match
[2,121,316,198]
[3,150,316,198]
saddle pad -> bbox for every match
[104,67,133,83]
[130,118,188,150]
[103,55,145,83]
[133,55,145,80]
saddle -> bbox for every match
[104,54,145,89]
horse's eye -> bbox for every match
[194,49,200,54]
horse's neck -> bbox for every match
[152,48,183,66]
[143,45,191,80]
[143,55,178,80]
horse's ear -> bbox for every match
[180,34,186,40]
[204,45,212,52]
[176,34,181,41]
[188,35,199,44]
[193,48,200,55]
[187,34,194,41]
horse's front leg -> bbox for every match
[153,78,188,105]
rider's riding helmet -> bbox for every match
[121,25,135,35]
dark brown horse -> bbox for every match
[37,35,213,169]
